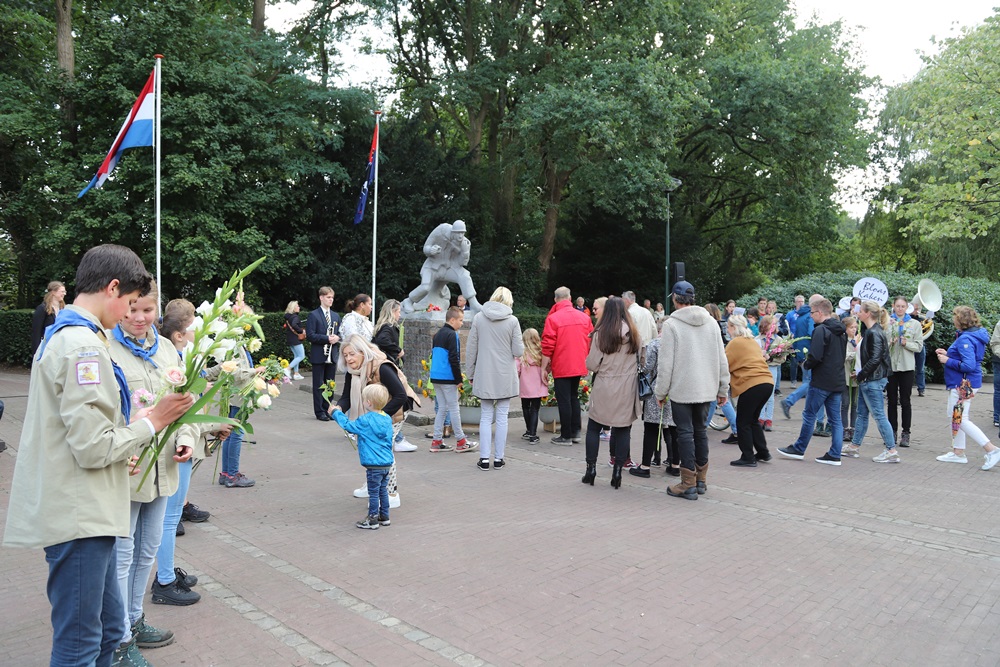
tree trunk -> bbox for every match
[252,0,266,32]
[538,159,569,273]
[55,0,74,80]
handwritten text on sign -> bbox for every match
[853,277,889,305]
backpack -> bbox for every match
[368,360,422,422]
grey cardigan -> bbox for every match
[467,301,525,400]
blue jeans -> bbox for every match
[223,404,244,475]
[117,496,167,640]
[790,387,843,457]
[706,398,737,433]
[288,343,305,374]
[366,468,390,518]
[761,366,780,421]
[45,536,126,667]
[789,357,800,385]
[785,367,825,423]
[853,378,896,450]
[915,345,926,392]
[156,459,192,585]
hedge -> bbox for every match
[736,270,1000,382]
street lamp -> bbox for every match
[664,176,682,302]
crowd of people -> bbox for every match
[7,243,1000,666]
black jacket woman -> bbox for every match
[31,281,66,355]
[842,301,897,460]
[372,299,404,365]
[284,301,306,379]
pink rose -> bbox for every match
[162,366,187,387]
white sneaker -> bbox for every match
[936,452,968,464]
[388,492,401,509]
[353,486,369,498]
[293,373,304,381]
[393,438,418,452]
[982,449,1000,471]
[872,449,900,464]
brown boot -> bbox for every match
[667,468,698,500]
[695,462,708,495]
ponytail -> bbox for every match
[876,307,890,329]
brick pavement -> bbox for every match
[2,368,1000,666]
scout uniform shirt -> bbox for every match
[3,306,155,549]
[109,328,196,503]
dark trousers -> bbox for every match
[641,421,679,467]
[312,361,338,417]
[735,383,773,461]
[887,370,914,435]
[584,418,631,464]
[44,536,126,667]
[671,401,710,471]
[521,397,541,436]
[554,376,581,438]
[841,384,859,432]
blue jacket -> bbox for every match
[793,305,813,360]
[430,323,462,384]
[942,327,990,389]
[332,410,394,468]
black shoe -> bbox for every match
[173,567,198,588]
[755,452,772,463]
[551,436,574,445]
[151,577,201,606]
[175,521,184,536]
[527,435,539,443]
[721,434,739,445]
[316,413,330,421]
[815,453,842,466]
[493,459,505,469]
[582,463,596,485]
[181,502,210,523]
[651,458,661,467]
[730,458,757,467]
[477,458,490,471]
[774,388,782,396]
[629,467,651,478]
[610,464,623,489]
[666,465,681,477]
[521,432,532,440]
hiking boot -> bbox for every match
[814,423,830,437]
[181,503,210,523]
[667,468,698,500]
[429,440,453,452]
[151,576,201,606]
[224,472,255,488]
[217,472,231,486]
[356,515,380,530]
[132,614,174,649]
[454,438,478,453]
[112,637,151,667]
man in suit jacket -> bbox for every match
[307,286,342,420]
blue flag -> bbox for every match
[353,124,378,225]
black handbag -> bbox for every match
[637,351,654,400]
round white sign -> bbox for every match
[852,277,889,305]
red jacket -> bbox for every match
[541,300,593,378]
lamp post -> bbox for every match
[664,177,682,301]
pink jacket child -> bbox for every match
[517,356,549,443]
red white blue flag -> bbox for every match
[353,124,378,225]
[78,69,156,197]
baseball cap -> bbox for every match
[671,281,695,297]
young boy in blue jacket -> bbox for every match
[331,384,395,529]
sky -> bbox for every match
[270,1,1000,216]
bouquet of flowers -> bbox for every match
[259,355,291,385]
[578,378,592,409]
[133,257,267,491]
[458,373,480,407]
[761,336,809,365]
[541,379,558,406]
[413,357,436,400]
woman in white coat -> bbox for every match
[467,286,524,470]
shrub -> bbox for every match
[0,310,35,366]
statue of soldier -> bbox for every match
[402,220,482,314]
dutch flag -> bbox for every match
[78,69,156,197]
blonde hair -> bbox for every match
[490,286,513,307]
[593,296,608,322]
[376,299,401,329]
[44,281,65,315]
[522,328,542,365]
[285,300,299,314]
[842,316,857,331]
[953,306,981,331]
[362,383,390,411]
[727,314,753,339]
[859,300,889,329]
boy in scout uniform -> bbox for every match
[3,245,193,667]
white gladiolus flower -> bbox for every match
[208,319,228,335]
[196,301,213,317]
[187,316,203,332]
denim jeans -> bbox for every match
[116,495,168,641]
[479,398,510,460]
[433,384,465,440]
[761,366,780,421]
[706,398,737,433]
[915,345,927,392]
[789,356,800,385]
[853,378,895,449]
[671,401,710,471]
[288,343,306,374]
[222,404,244,475]
[366,468,390,518]
[45,536,126,667]
[156,459,192,585]
[784,367,825,423]
[554,376,582,439]
[790,387,843,457]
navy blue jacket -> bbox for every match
[430,323,462,384]
[306,307,342,365]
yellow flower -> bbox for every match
[280,359,289,368]
[253,376,266,392]
[417,379,423,388]
[244,324,251,331]
[221,360,239,374]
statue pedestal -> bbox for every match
[400,314,472,388]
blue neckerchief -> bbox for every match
[891,312,911,339]
[890,312,911,323]
[112,324,160,368]
[244,348,253,366]
[37,309,131,423]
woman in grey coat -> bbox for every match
[467,286,524,470]
[582,296,642,489]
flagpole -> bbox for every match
[154,54,163,312]
[370,110,381,324]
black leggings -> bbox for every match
[585,418,631,464]
[887,370,914,435]
[641,422,679,467]
[735,383,773,462]
[521,397,541,436]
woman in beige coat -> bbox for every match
[582,297,642,489]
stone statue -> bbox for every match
[401,220,482,314]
